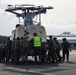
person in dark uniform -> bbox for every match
[6,37,12,63]
[0,42,6,62]
[48,35,57,63]
[20,37,29,64]
[14,37,20,64]
[61,38,71,61]
[11,39,15,63]
[53,37,62,62]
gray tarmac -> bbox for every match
[0,50,76,75]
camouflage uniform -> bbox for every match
[48,35,57,63]
[11,40,15,63]
[41,42,47,62]
[20,38,29,64]
[14,37,20,64]
[62,38,71,61]
[1,43,6,62]
[53,37,62,62]
[6,37,12,63]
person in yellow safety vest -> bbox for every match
[33,33,42,63]
[33,36,41,47]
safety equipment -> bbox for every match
[33,36,41,47]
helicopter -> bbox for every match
[5,4,54,59]
[5,4,53,41]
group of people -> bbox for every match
[0,37,28,64]
[0,33,71,65]
[47,35,71,63]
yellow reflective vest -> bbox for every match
[33,36,41,47]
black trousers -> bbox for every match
[34,47,42,62]
[63,49,69,60]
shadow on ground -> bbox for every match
[0,61,69,75]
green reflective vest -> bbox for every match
[33,36,41,47]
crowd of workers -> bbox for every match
[0,33,71,65]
